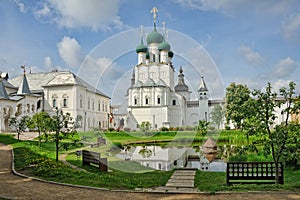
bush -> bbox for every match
[160,127,169,131]
[225,125,231,130]
[108,127,115,132]
[229,155,247,162]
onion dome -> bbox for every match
[158,40,170,51]
[136,39,147,53]
[168,50,174,58]
[147,26,164,44]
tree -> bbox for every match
[27,112,51,147]
[225,82,252,129]
[9,116,28,141]
[47,108,77,162]
[248,82,298,184]
[210,104,225,129]
[197,120,209,136]
[139,121,151,132]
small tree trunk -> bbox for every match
[38,131,41,147]
[275,161,279,184]
[55,130,59,162]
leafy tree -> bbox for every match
[139,121,151,132]
[210,104,225,129]
[197,120,209,136]
[27,112,51,147]
[248,82,298,184]
[47,108,77,162]
[225,82,252,129]
[9,116,29,141]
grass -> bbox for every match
[0,130,299,192]
[195,168,300,193]
[0,134,172,190]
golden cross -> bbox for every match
[151,7,158,22]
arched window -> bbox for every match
[145,96,150,105]
[88,98,90,109]
[52,94,58,108]
[134,96,138,105]
[172,99,176,106]
[79,94,83,108]
[62,94,68,107]
[157,96,161,105]
[98,101,101,111]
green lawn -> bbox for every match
[0,131,299,192]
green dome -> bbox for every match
[158,41,170,51]
[147,27,163,44]
[136,43,147,53]
[168,50,174,58]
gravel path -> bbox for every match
[0,142,300,199]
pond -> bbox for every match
[116,144,226,172]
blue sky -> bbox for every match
[1,0,300,103]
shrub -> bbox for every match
[160,127,169,131]
[229,155,247,162]
[225,125,231,130]
[108,127,115,132]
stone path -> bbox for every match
[151,169,200,193]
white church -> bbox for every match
[114,7,222,130]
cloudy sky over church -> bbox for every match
[1,0,300,101]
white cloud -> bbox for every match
[35,3,51,18]
[14,0,26,13]
[272,57,297,79]
[282,12,300,42]
[57,36,83,68]
[174,0,299,16]
[34,0,128,31]
[238,45,264,66]
[44,56,52,68]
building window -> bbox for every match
[92,101,95,110]
[53,99,57,108]
[145,96,149,105]
[134,96,138,105]
[63,98,67,107]
[98,102,101,111]
[62,94,68,107]
[88,98,90,109]
[172,99,176,105]
[157,97,161,105]
[52,94,58,108]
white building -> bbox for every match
[115,8,215,130]
[113,7,293,131]
[0,70,110,132]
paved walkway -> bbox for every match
[0,136,300,199]
[151,169,199,193]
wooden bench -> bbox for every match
[82,150,107,172]
[226,162,284,185]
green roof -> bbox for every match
[158,41,170,51]
[146,26,163,44]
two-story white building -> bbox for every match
[0,70,110,132]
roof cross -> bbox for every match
[151,7,158,23]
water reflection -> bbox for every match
[116,144,226,172]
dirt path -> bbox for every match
[1,144,300,199]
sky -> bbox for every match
[1,0,300,104]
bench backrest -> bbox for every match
[227,162,283,184]
[82,150,100,165]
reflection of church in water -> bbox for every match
[114,7,220,130]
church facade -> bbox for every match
[121,8,216,130]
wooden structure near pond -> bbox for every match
[82,150,107,172]
[226,162,283,185]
